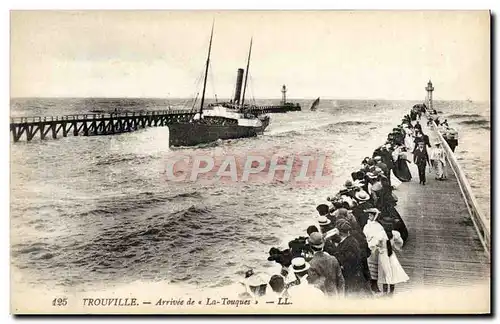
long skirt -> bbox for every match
[434,160,447,179]
[391,172,402,189]
[377,252,409,285]
[393,157,412,182]
[367,252,379,280]
[404,135,413,151]
[384,205,409,244]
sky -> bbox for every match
[10,10,490,101]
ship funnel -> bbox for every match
[233,68,244,104]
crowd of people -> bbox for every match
[239,104,455,302]
[429,116,459,153]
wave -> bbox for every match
[447,113,483,118]
[270,130,304,138]
[172,191,202,199]
[75,191,202,219]
[13,242,57,255]
[321,120,373,133]
[334,121,372,127]
[458,119,490,126]
[170,139,224,150]
[94,154,152,166]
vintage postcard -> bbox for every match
[10,10,491,314]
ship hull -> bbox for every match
[168,121,268,147]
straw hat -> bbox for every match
[290,257,310,273]
[355,190,370,202]
[244,272,269,287]
[317,216,331,226]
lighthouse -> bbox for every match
[281,85,287,105]
[426,80,434,110]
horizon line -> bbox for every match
[9,96,487,102]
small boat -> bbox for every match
[310,97,320,111]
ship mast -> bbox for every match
[199,21,214,116]
[240,37,253,107]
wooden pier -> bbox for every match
[10,110,197,142]
[10,104,302,143]
[396,120,490,293]
[244,103,301,114]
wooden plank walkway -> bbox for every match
[393,122,490,292]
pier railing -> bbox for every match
[10,110,198,142]
[430,120,490,257]
[10,110,191,124]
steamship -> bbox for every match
[167,26,272,147]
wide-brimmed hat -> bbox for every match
[317,216,331,226]
[244,272,269,287]
[308,232,324,249]
[290,257,310,273]
[355,190,370,201]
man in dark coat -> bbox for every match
[335,204,372,282]
[307,224,337,256]
[379,145,395,174]
[307,232,345,297]
[332,219,371,296]
[414,121,422,133]
[373,156,390,186]
[413,141,430,185]
[413,130,432,152]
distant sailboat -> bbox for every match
[310,97,320,111]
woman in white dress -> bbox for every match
[362,208,384,293]
[403,126,414,152]
[376,228,409,296]
[432,142,447,180]
[363,208,409,296]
